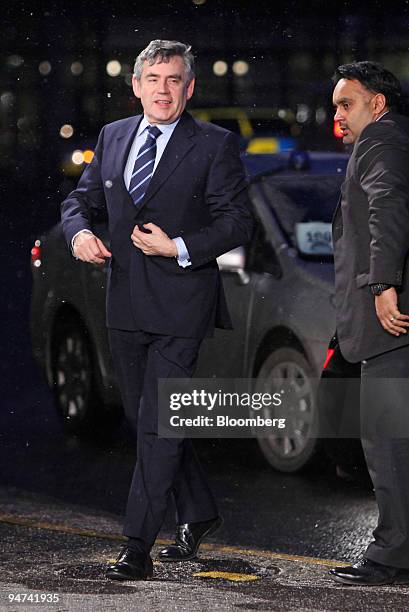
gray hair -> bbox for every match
[133,40,195,84]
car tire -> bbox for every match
[254,347,321,473]
[51,317,118,435]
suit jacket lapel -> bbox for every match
[136,112,196,213]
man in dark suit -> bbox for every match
[329,61,409,585]
[61,40,253,581]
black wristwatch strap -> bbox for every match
[370,283,392,296]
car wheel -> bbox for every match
[52,318,113,434]
[255,347,321,473]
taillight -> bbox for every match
[31,240,42,267]
[333,121,343,139]
[323,348,335,370]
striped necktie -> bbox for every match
[128,125,162,207]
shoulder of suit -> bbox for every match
[101,115,140,136]
[359,113,409,147]
[189,115,238,141]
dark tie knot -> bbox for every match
[148,125,162,140]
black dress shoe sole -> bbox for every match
[160,552,197,562]
[106,568,152,581]
[330,573,409,586]
[159,516,224,562]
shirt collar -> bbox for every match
[375,110,390,122]
[137,115,181,137]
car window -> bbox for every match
[260,175,343,258]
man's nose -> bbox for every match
[334,108,343,122]
[158,79,170,93]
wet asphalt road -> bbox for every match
[2,486,409,611]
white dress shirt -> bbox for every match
[123,115,180,187]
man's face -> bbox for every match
[332,78,380,144]
[132,55,195,124]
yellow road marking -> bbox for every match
[0,513,348,568]
[200,543,348,568]
[0,514,127,541]
[193,571,260,582]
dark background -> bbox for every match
[2,0,409,432]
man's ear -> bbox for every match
[186,77,195,101]
[373,92,387,115]
[132,75,141,99]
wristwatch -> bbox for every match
[370,283,392,296]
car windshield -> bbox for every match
[261,174,343,257]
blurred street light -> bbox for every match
[315,107,327,124]
[60,124,74,139]
[39,61,52,76]
[213,60,228,76]
[232,60,249,76]
[296,104,310,123]
[0,92,14,108]
[71,61,84,76]
[72,150,84,165]
[106,60,121,77]
[7,55,24,67]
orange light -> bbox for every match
[333,121,343,138]
[323,348,335,370]
[83,149,94,164]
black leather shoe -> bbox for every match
[106,547,153,581]
[159,516,223,561]
[329,557,409,586]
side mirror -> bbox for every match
[217,247,250,285]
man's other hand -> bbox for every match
[375,287,409,336]
[73,231,112,265]
[131,223,178,257]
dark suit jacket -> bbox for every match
[333,112,409,362]
[61,111,253,339]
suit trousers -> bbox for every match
[108,328,218,551]
[361,343,409,568]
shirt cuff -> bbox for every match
[173,237,191,268]
[71,229,94,257]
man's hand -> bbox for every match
[374,287,409,336]
[73,231,112,265]
[131,223,178,257]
